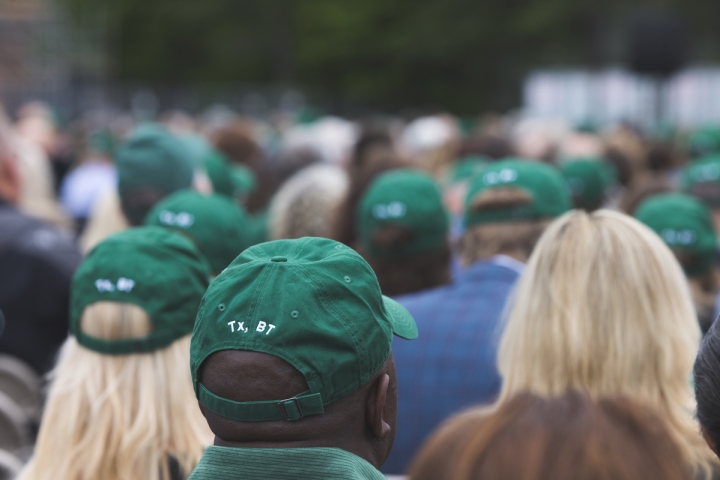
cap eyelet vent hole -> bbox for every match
[344,276,352,283]
[335,245,342,250]
[217,304,226,312]
[291,310,299,319]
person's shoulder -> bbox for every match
[0,206,81,272]
[395,282,455,310]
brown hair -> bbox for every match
[619,177,674,215]
[461,187,551,265]
[408,390,690,480]
[359,225,451,296]
[211,121,261,170]
[333,154,410,246]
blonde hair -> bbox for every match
[18,302,212,480]
[497,209,715,477]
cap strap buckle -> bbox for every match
[277,397,304,421]
[196,382,324,422]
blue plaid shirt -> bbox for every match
[382,257,522,475]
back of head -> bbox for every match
[19,227,212,480]
[211,120,261,170]
[146,190,252,275]
[116,125,194,225]
[190,238,419,469]
[333,154,410,246]
[269,163,349,240]
[498,210,711,474]
[682,155,720,208]
[560,158,616,211]
[461,159,570,265]
[408,391,690,480]
[635,193,718,277]
[356,169,450,296]
[694,318,720,458]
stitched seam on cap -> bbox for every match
[295,263,366,402]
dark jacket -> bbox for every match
[0,201,82,373]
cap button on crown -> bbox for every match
[271,256,288,263]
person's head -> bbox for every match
[115,124,194,225]
[146,190,253,276]
[211,120,262,171]
[356,169,450,296]
[190,237,418,469]
[351,130,395,169]
[408,390,690,480]
[635,193,718,278]
[19,227,212,480]
[687,127,720,160]
[0,104,20,204]
[460,159,571,265]
[204,151,256,201]
[620,177,675,215]
[498,210,713,476]
[457,134,514,160]
[695,318,720,458]
[560,158,616,211]
[269,163,349,240]
[682,155,720,233]
[334,154,410,246]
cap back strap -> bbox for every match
[197,382,324,422]
[75,330,178,355]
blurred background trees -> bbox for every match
[58,0,720,114]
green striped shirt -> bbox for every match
[189,446,387,480]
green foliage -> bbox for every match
[59,0,720,113]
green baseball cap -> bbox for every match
[464,159,571,227]
[682,155,720,207]
[357,169,449,258]
[190,237,417,422]
[450,156,488,183]
[116,124,195,225]
[70,226,211,355]
[145,190,253,275]
[205,151,257,199]
[635,193,718,276]
[687,127,720,158]
[560,159,616,211]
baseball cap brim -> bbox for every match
[382,296,418,340]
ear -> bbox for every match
[366,373,391,438]
[702,427,719,456]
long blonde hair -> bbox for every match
[18,302,212,480]
[497,209,715,477]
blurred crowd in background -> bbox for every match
[4,95,720,479]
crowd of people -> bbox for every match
[2,100,720,479]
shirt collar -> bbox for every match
[486,254,526,274]
[190,446,387,480]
